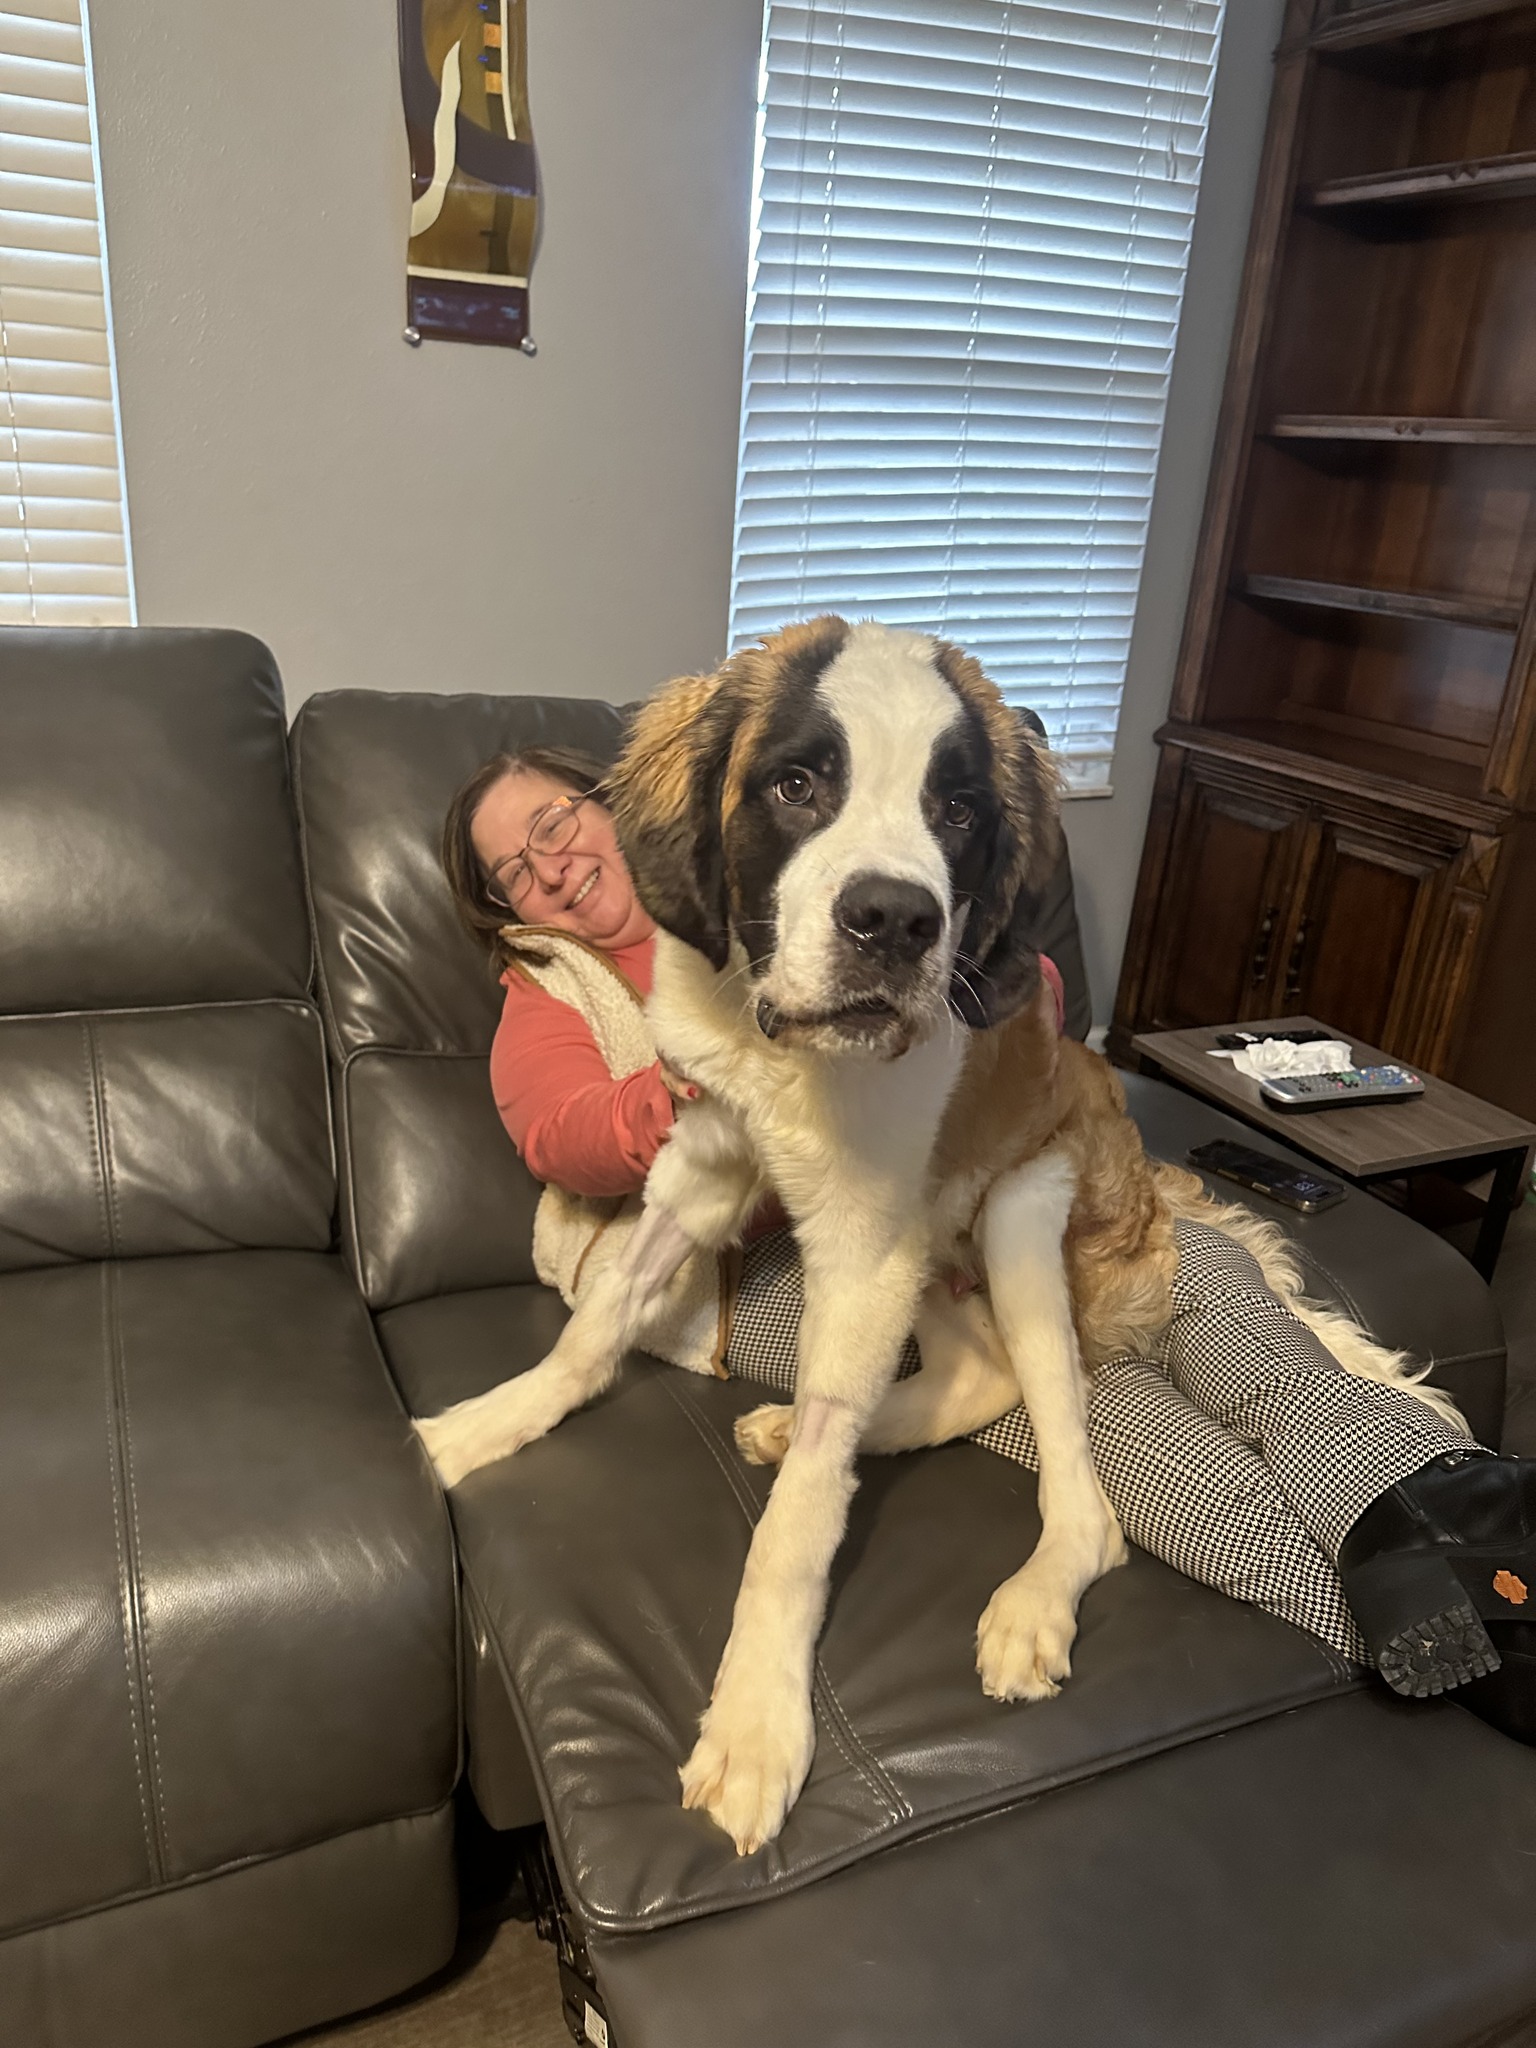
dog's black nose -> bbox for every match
[834,875,943,965]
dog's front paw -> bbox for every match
[734,1402,796,1467]
[975,1564,1080,1703]
[414,1376,547,1488]
[679,1674,816,1855]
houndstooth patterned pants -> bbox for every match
[726,1217,1473,1663]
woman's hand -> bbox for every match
[659,1059,702,1106]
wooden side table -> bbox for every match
[1131,1015,1536,1281]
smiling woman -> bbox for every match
[441,744,677,1199]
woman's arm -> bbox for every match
[491,977,675,1198]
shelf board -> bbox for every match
[1161,719,1501,822]
[1305,150,1536,211]
[1238,572,1523,632]
[1270,413,1536,446]
[1310,0,1534,53]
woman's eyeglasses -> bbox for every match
[486,794,589,912]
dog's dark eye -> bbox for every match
[944,794,978,830]
[775,768,815,807]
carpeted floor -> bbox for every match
[292,1917,570,2048]
[299,1197,1536,2048]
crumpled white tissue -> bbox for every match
[1210,1038,1353,1081]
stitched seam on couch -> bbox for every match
[80,1020,115,1261]
[0,1797,456,1946]
[99,1262,167,1885]
[288,722,345,1062]
[562,1667,1366,1939]
[1292,1245,1365,1326]
[452,1397,1364,1938]
[663,1373,915,1829]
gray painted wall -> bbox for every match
[89,0,1282,1021]
[1063,0,1285,1027]
[90,0,764,712]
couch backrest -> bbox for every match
[0,629,334,1272]
[292,688,1092,1314]
[291,690,627,1311]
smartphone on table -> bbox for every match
[1187,1139,1346,1215]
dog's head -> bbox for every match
[609,618,1062,1055]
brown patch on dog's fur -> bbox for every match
[609,618,855,966]
[933,988,1180,1367]
[715,616,853,829]
[931,637,1063,918]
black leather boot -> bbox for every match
[1337,1448,1536,1707]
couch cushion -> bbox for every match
[293,690,628,1307]
[378,1285,1356,1938]
[0,1251,457,1938]
[589,1691,1536,2048]
[0,628,310,1012]
[340,1048,540,1310]
[292,689,629,1060]
[1125,1072,1508,1446]
[0,1003,334,1273]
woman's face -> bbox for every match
[471,768,655,951]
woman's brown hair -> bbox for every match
[441,743,611,968]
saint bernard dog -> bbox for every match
[418,616,1459,1855]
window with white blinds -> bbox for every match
[0,0,133,626]
[731,1,1225,789]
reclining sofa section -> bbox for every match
[0,632,459,2048]
[293,683,1536,2048]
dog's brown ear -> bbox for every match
[609,668,736,971]
[933,645,1065,1030]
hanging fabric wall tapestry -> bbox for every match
[400,0,539,350]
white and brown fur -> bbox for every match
[418,617,1460,1855]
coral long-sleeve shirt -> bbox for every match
[490,933,1066,1199]
[491,935,673,1198]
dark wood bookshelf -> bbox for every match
[1310,0,1533,51]
[1238,572,1524,632]
[1112,0,1536,1123]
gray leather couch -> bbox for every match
[4,627,1535,2048]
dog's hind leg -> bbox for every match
[973,1149,1127,1702]
[418,1100,765,1487]
[735,1285,1018,1466]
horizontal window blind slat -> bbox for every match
[731,0,1222,784]
[0,127,89,177]
[0,491,126,530]
[0,590,130,624]
[1,4,86,31]
[0,10,77,62]
[0,51,86,106]
[0,87,87,143]
[0,201,98,250]
[0,355,107,399]
[0,167,100,216]
[0,556,124,594]
[0,460,125,498]
[0,423,121,465]
[0,521,121,562]
[0,244,103,293]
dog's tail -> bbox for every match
[1153,1163,1470,1436]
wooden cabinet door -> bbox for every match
[1282,809,1463,1055]
[1142,761,1312,1029]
